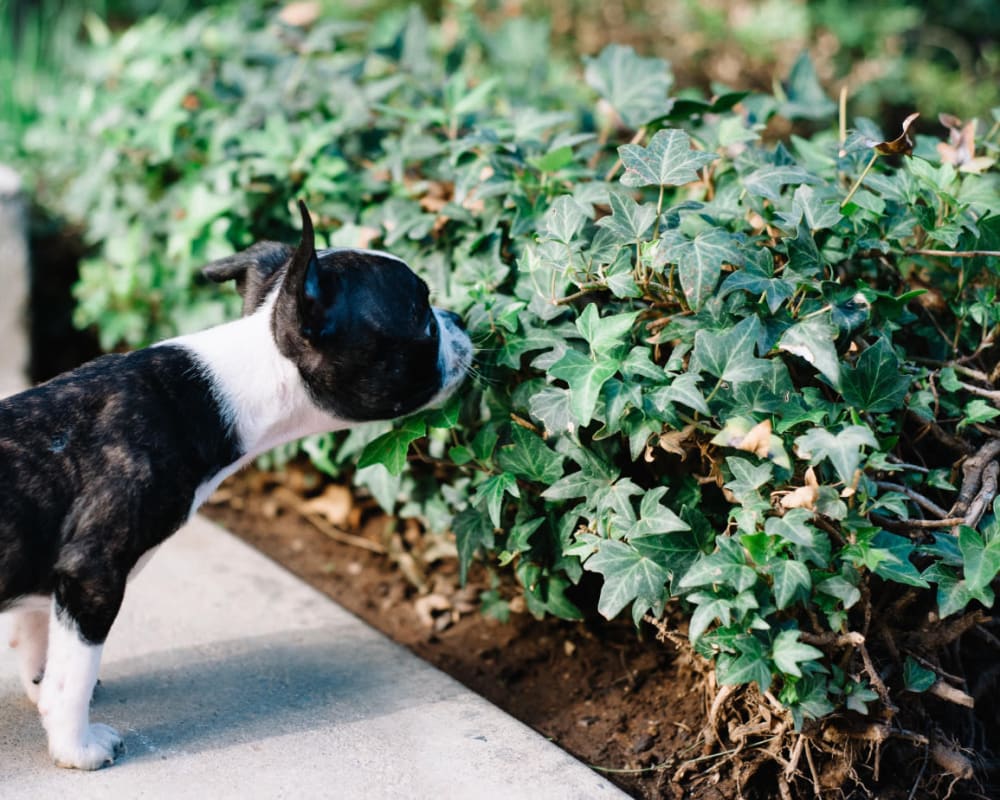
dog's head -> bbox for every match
[203,201,471,422]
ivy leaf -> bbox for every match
[584,539,670,620]
[959,525,1000,600]
[576,303,639,356]
[619,129,718,188]
[871,531,929,588]
[741,164,819,201]
[778,314,841,387]
[529,385,574,436]
[687,593,732,644]
[770,560,812,609]
[765,508,818,548]
[840,338,911,413]
[717,637,773,692]
[549,348,620,426]
[542,195,588,244]
[473,472,520,527]
[596,192,657,242]
[496,425,564,484]
[719,255,796,313]
[357,416,427,475]
[650,372,710,415]
[903,656,937,692]
[794,425,877,485]
[679,536,757,592]
[584,44,674,128]
[778,51,836,120]
[659,229,744,311]
[453,506,495,585]
[771,629,823,678]
[690,316,771,386]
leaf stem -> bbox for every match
[841,151,879,209]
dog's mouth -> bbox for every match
[434,308,473,393]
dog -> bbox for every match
[0,200,471,769]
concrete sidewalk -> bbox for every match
[0,517,627,799]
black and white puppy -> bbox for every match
[0,201,471,769]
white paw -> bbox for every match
[50,723,124,770]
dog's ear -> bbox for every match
[203,241,293,315]
[283,200,336,341]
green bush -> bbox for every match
[14,2,1000,790]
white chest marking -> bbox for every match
[160,292,349,518]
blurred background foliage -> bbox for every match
[3,0,999,139]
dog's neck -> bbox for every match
[162,292,349,460]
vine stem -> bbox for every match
[841,151,879,208]
[905,248,1000,258]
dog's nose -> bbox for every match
[440,310,465,329]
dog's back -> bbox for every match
[0,346,240,623]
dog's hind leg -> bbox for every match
[8,605,49,704]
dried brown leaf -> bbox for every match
[873,112,919,156]
[301,484,353,527]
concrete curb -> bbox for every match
[1,518,629,799]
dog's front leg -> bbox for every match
[38,600,124,770]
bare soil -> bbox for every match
[202,466,999,800]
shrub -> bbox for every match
[15,3,1000,793]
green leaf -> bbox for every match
[658,229,744,310]
[717,637,772,692]
[719,256,796,313]
[576,304,639,356]
[770,559,812,609]
[871,531,929,588]
[497,425,564,484]
[549,348,620,426]
[840,339,911,413]
[741,164,819,201]
[794,425,877,485]
[474,472,520,527]
[584,44,674,128]
[542,195,588,244]
[771,629,823,678]
[584,539,670,620]
[679,536,757,592]
[357,417,427,475]
[452,506,495,585]
[651,372,710,415]
[529,385,574,437]
[778,314,841,387]
[765,508,818,548]
[690,316,771,386]
[903,657,937,692]
[596,192,657,242]
[619,129,718,188]
[959,399,1000,429]
[687,593,732,644]
[959,525,1000,599]
[779,51,836,120]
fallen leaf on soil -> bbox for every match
[414,593,452,629]
[301,485,353,527]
